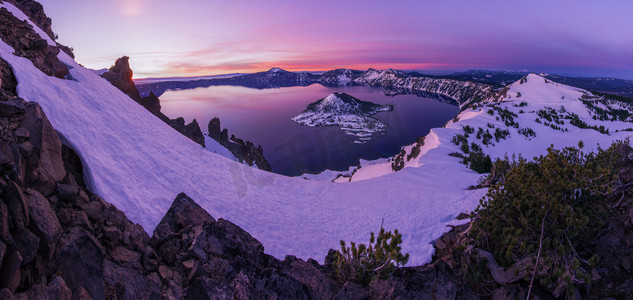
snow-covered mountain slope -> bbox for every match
[354,69,497,107]
[0,7,488,266]
[345,73,633,182]
[318,68,363,86]
[292,92,393,143]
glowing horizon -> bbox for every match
[39,0,633,80]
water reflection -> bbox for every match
[160,84,458,176]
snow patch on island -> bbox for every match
[292,92,393,143]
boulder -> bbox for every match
[23,188,61,258]
[283,257,339,299]
[13,228,40,265]
[0,251,22,292]
[188,230,210,262]
[51,61,68,79]
[103,259,161,300]
[204,218,264,262]
[14,128,29,139]
[0,59,17,100]
[185,277,233,300]
[102,226,120,242]
[56,227,105,300]
[0,288,15,300]
[142,250,159,272]
[156,193,215,235]
[5,181,29,229]
[20,103,65,195]
[334,281,369,300]
[0,240,5,267]
[0,202,9,240]
[56,183,78,201]
[14,276,71,300]
[108,246,142,271]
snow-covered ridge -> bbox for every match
[353,69,497,107]
[292,92,393,143]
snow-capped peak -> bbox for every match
[268,67,286,73]
[504,73,584,102]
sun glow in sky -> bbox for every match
[39,0,633,79]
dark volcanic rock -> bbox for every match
[23,188,61,258]
[0,8,68,79]
[206,118,272,171]
[156,193,215,233]
[103,259,161,300]
[13,228,39,265]
[0,98,25,117]
[207,117,221,141]
[56,227,105,300]
[0,59,17,100]
[0,251,22,292]
[4,0,55,40]
[185,277,233,300]
[101,56,142,103]
[140,91,165,119]
[14,276,72,300]
[20,102,66,195]
[169,117,205,147]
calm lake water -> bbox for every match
[160,84,458,176]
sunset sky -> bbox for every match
[39,0,633,79]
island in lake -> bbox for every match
[292,92,393,143]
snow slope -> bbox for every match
[0,6,486,266]
[347,73,633,182]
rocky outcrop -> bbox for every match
[140,91,164,119]
[0,7,68,79]
[4,0,54,41]
[0,58,17,101]
[207,117,272,171]
[101,56,142,103]
[101,56,206,147]
[169,118,205,148]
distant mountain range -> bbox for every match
[427,70,633,99]
[136,68,633,102]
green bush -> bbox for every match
[333,226,410,285]
[463,125,475,134]
[463,151,492,173]
[469,141,628,296]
